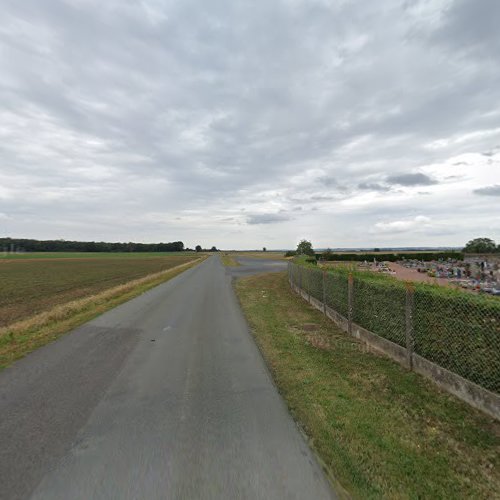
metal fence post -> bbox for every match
[348,273,354,334]
[405,282,415,370]
[322,269,327,315]
[308,270,311,303]
[299,265,302,292]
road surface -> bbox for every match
[0,256,335,499]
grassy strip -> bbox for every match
[235,271,500,499]
[0,257,205,369]
[220,253,241,267]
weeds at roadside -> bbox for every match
[236,271,500,499]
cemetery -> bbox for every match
[320,253,500,296]
[391,254,500,295]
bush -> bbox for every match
[318,252,464,262]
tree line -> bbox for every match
[0,237,186,253]
[462,238,500,254]
[286,237,500,260]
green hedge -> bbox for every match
[413,284,500,392]
[291,262,500,393]
[317,252,464,262]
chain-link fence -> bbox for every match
[353,276,407,348]
[288,261,500,408]
[413,286,500,393]
[324,270,349,318]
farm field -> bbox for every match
[0,251,197,260]
[0,253,199,328]
[228,251,289,260]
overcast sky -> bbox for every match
[1,0,499,250]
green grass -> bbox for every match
[235,271,500,499]
[0,251,196,260]
[220,253,241,267]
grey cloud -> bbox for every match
[246,213,291,225]
[431,0,500,61]
[481,146,499,157]
[310,195,335,202]
[316,176,336,187]
[0,0,499,248]
[358,182,390,192]
[473,185,500,196]
[386,173,437,186]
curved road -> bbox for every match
[0,256,335,499]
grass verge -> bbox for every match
[235,271,500,499]
[0,257,205,369]
[220,253,241,267]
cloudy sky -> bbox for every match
[1,0,499,250]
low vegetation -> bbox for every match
[236,271,500,498]
[318,251,464,262]
[220,253,241,267]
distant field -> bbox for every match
[0,254,198,327]
[229,251,288,260]
[0,251,197,260]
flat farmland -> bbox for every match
[0,254,198,328]
[229,251,288,260]
[0,251,195,260]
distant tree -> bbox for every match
[262,247,267,252]
[284,250,296,257]
[373,248,380,252]
[0,237,185,253]
[195,245,202,252]
[463,237,497,254]
[321,248,332,260]
[296,239,315,256]
[210,246,218,252]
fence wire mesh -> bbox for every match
[414,286,500,393]
[289,261,500,395]
[324,270,349,318]
[352,276,407,348]
[307,267,324,302]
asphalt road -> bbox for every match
[0,256,334,500]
